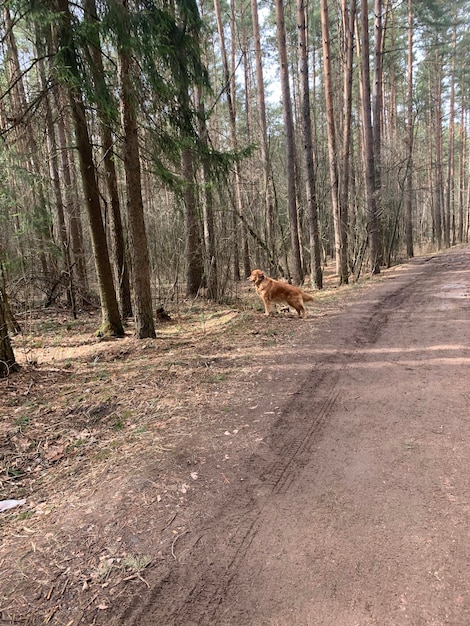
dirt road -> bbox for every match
[106,248,470,626]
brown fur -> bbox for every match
[248,269,314,318]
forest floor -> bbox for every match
[1,247,470,626]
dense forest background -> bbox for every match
[1,0,469,343]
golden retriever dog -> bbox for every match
[248,269,313,318]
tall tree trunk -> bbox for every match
[47,23,89,299]
[458,99,465,244]
[372,0,383,265]
[213,0,245,280]
[446,21,456,248]
[196,87,219,300]
[404,0,414,258]
[274,0,303,284]
[372,0,383,192]
[339,0,356,282]
[320,0,346,284]
[84,0,133,318]
[432,46,443,250]
[238,19,251,279]
[251,0,276,269]
[359,0,380,274]
[117,0,155,338]
[298,0,322,289]
[56,0,124,337]
[182,147,204,296]
[53,85,90,299]
[36,36,76,315]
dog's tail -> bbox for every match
[301,291,314,302]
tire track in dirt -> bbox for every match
[115,253,452,625]
[120,366,344,625]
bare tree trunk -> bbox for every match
[45,23,89,300]
[239,23,252,279]
[320,0,347,284]
[458,101,465,244]
[196,87,219,300]
[117,0,155,338]
[57,90,90,299]
[404,0,414,258]
[213,0,245,280]
[372,0,383,193]
[372,0,384,265]
[298,0,322,289]
[37,38,76,315]
[84,0,133,318]
[56,0,124,337]
[251,0,276,269]
[446,21,456,248]
[182,146,204,296]
[274,0,303,284]
[339,0,356,282]
[432,46,443,250]
[359,0,380,274]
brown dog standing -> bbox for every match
[248,269,313,318]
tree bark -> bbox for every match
[339,0,356,282]
[274,0,303,284]
[404,0,414,258]
[117,0,156,338]
[359,0,380,274]
[84,0,133,318]
[36,38,76,315]
[213,0,247,281]
[251,0,276,269]
[445,21,456,247]
[320,0,347,284]
[56,0,124,337]
[182,145,204,296]
[298,0,322,289]
[48,60,90,300]
[196,87,219,300]
[432,45,443,250]
[372,0,383,194]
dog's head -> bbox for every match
[248,269,265,286]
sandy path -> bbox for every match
[110,248,470,626]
